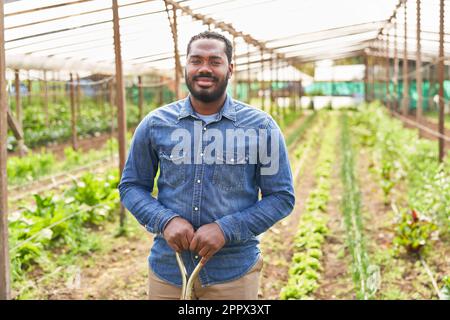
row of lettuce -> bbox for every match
[280,112,333,299]
[281,103,449,299]
[8,98,146,151]
[7,137,121,187]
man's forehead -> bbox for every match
[189,38,226,57]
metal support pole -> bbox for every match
[109,79,115,139]
[438,0,445,161]
[43,70,49,127]
[276,58,281,112]
[14,69,25,157]
[416,0,423,129]
[402,0,409,115]
[159,76,164,106]
[371,55,376,101]
[164,1,182,100]
[247,44,251,104]
[232,36,238,99]
[386,31,391,110]
[0,0,11,300]
[70,72,78,150]
[27,70,32,105]
[373,45,376,102]
[269,56,274,116]
[364,54,369,102]
[112,0,127,226]
[260,48,265,110]
[138,75,143,120]
[394,15,399,111]
[76,74,81,114]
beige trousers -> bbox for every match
[148,255,263,300]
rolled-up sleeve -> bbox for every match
[215,117,295,243]
[118,116,179,234]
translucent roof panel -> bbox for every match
[4,0,444,76]
[373,0,450,64]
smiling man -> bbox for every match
[118,31,295,300]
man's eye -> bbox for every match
[211,61,221,66]
[191,60,201,64]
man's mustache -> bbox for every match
[192,74,218,81]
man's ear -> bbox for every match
[228,62,234,79]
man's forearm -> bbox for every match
[119,183,179,234]
[215,190,295,243]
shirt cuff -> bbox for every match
[145,209,179,235]
[215,214,250,244]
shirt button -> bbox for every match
[194,207,198,211]
[230,158,234,162]
[203,127,207,131]
[200,153,204,157]
[197,180,201,183]
[194,255,199,259]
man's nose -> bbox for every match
[197,63,213,74]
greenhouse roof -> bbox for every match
[3,0,450,77]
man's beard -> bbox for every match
[185,70,229,103]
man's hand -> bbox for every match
[163,217,195,252]
[189,223,226,264]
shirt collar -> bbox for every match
[177,94,236,122]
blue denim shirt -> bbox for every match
[118,94,295,287]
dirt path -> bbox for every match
[24,218,154,300]
[313,121,354,299]
[259,115,323,299]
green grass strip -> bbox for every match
[340,113,377,300]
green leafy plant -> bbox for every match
[393,209,438,254]
[440,276,450,300]
[9,168,120,284]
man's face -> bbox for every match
[185,38,233,103]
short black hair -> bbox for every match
[187,31,233,64]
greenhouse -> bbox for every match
[0,0,449,301]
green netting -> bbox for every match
[304,80,450,111]
[304,81,365,97]
[376,80,450,110]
